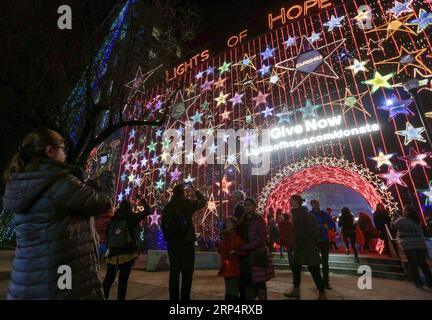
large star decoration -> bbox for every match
[169,89,200,121]
[399,147,431,169]
[371,151,395,169]
[201,193,228,224]
[216,176,233,195]
[330,88,370,117]
[232,53,257,71]
[346,58,369,75]
[124,64,163,102]
[375,47,432,75]
[366,13,417,39]
[407,9,432,33]
[418,181,432,205]
[363,71,394,93]
[297,99,321,119]
[360,38,385,55]
[378,95,414,120]
[395,122,426,145]
[274,35,346,93]
[324,15,345,31]
[387,0,413,18]
[378,167,408,187]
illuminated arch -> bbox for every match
[257,157,398,216]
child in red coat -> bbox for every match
[218,217,245,300]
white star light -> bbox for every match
[395,122,426,145]
[307,32,322,43]
[346,59,369,75]
[324,15,345,31]
[284,36,297,47]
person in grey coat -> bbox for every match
[284,194,326,300]
[2,128,115,300]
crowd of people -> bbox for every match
[2,128,432,300]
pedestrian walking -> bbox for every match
[391,205,432,290]
[284,195,327,300]
[161,183,208,301]
[373,203,391,254]
[310,199,335,290]
[358,212,378,252]
[3,128,115,300]
[277,212,294,265]
[338,207,359,263]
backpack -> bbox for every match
[161,204,188,242]
[107,219,133,249]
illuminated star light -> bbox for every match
[261,106,274,118]
[378,95,414,120]
[200,80,214,92]
[257,70,286,90]
[366,14,417,39]
[274,35,346,93]
[307,31,322,43]
[220,109,231,120]
[324,15,345,31]
[363,71,394,93]
[329,88,370,117]
[190,110,204,124]
[284,36,297,47]
[124,64,163,101]
[258,64,271,77]
[337,48,354,62]
[213,76,228,90]
[407,9,432,33]
[184,174,196,184]
[360,38,385,56]
[214,91,230,107]
[346,59,369,75]
[261,46,276,60]
[195,70,205,80]
[298,100,321,119]
[147,140,157,153]
[375,47,432,75]
[395,122,427,145]
[387,0,413,18]
[252,91,270,108]
[399,147,431,169]
[275,105,294,125]
[218,61,231,75]
[229,92,244,107]
[233,53,257,71]
[378,167,408,188]
[170,167,182,182]
[371,151,395,169]
[418,181,432,205]
[148,209,161,226]
[205,66,215,76]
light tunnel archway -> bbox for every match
[257,157,399,216]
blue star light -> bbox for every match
[298,100,321,119]
[408,9,432,33]
[205,66,215,76]
[261,46,276,60]
[195,70,205,80]
[337,48,354,62]
[258,64,271,77]
[387,0,413,18]
[379,96,414,120]
[191,110,203,124]
[284,36,297,47]
[395,122,426,145]
[324,15,345,31]
[307,32,322,43]
[275,106,294,125]
[261,106,274,118]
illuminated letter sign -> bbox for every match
[295,50,324,73]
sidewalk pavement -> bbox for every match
[1,251,432,300]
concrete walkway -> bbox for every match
[1,251,432,300]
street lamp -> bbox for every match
[403,78,432,150]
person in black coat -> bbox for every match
[162,183,208,300]
[373,203,391,254]
[103,197,151,300]
[2,128,115,300]
[338,207,359,262]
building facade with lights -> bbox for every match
[116,0,432,247]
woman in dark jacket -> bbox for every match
[284,195,326,300]
[338,207,359,262]
[236,198,275,300]
[2,128,115,300]
[103,198,151,300]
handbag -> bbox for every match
[249,247,268,268]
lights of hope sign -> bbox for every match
[246,115,380,156]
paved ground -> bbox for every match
[1,250,432,300]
